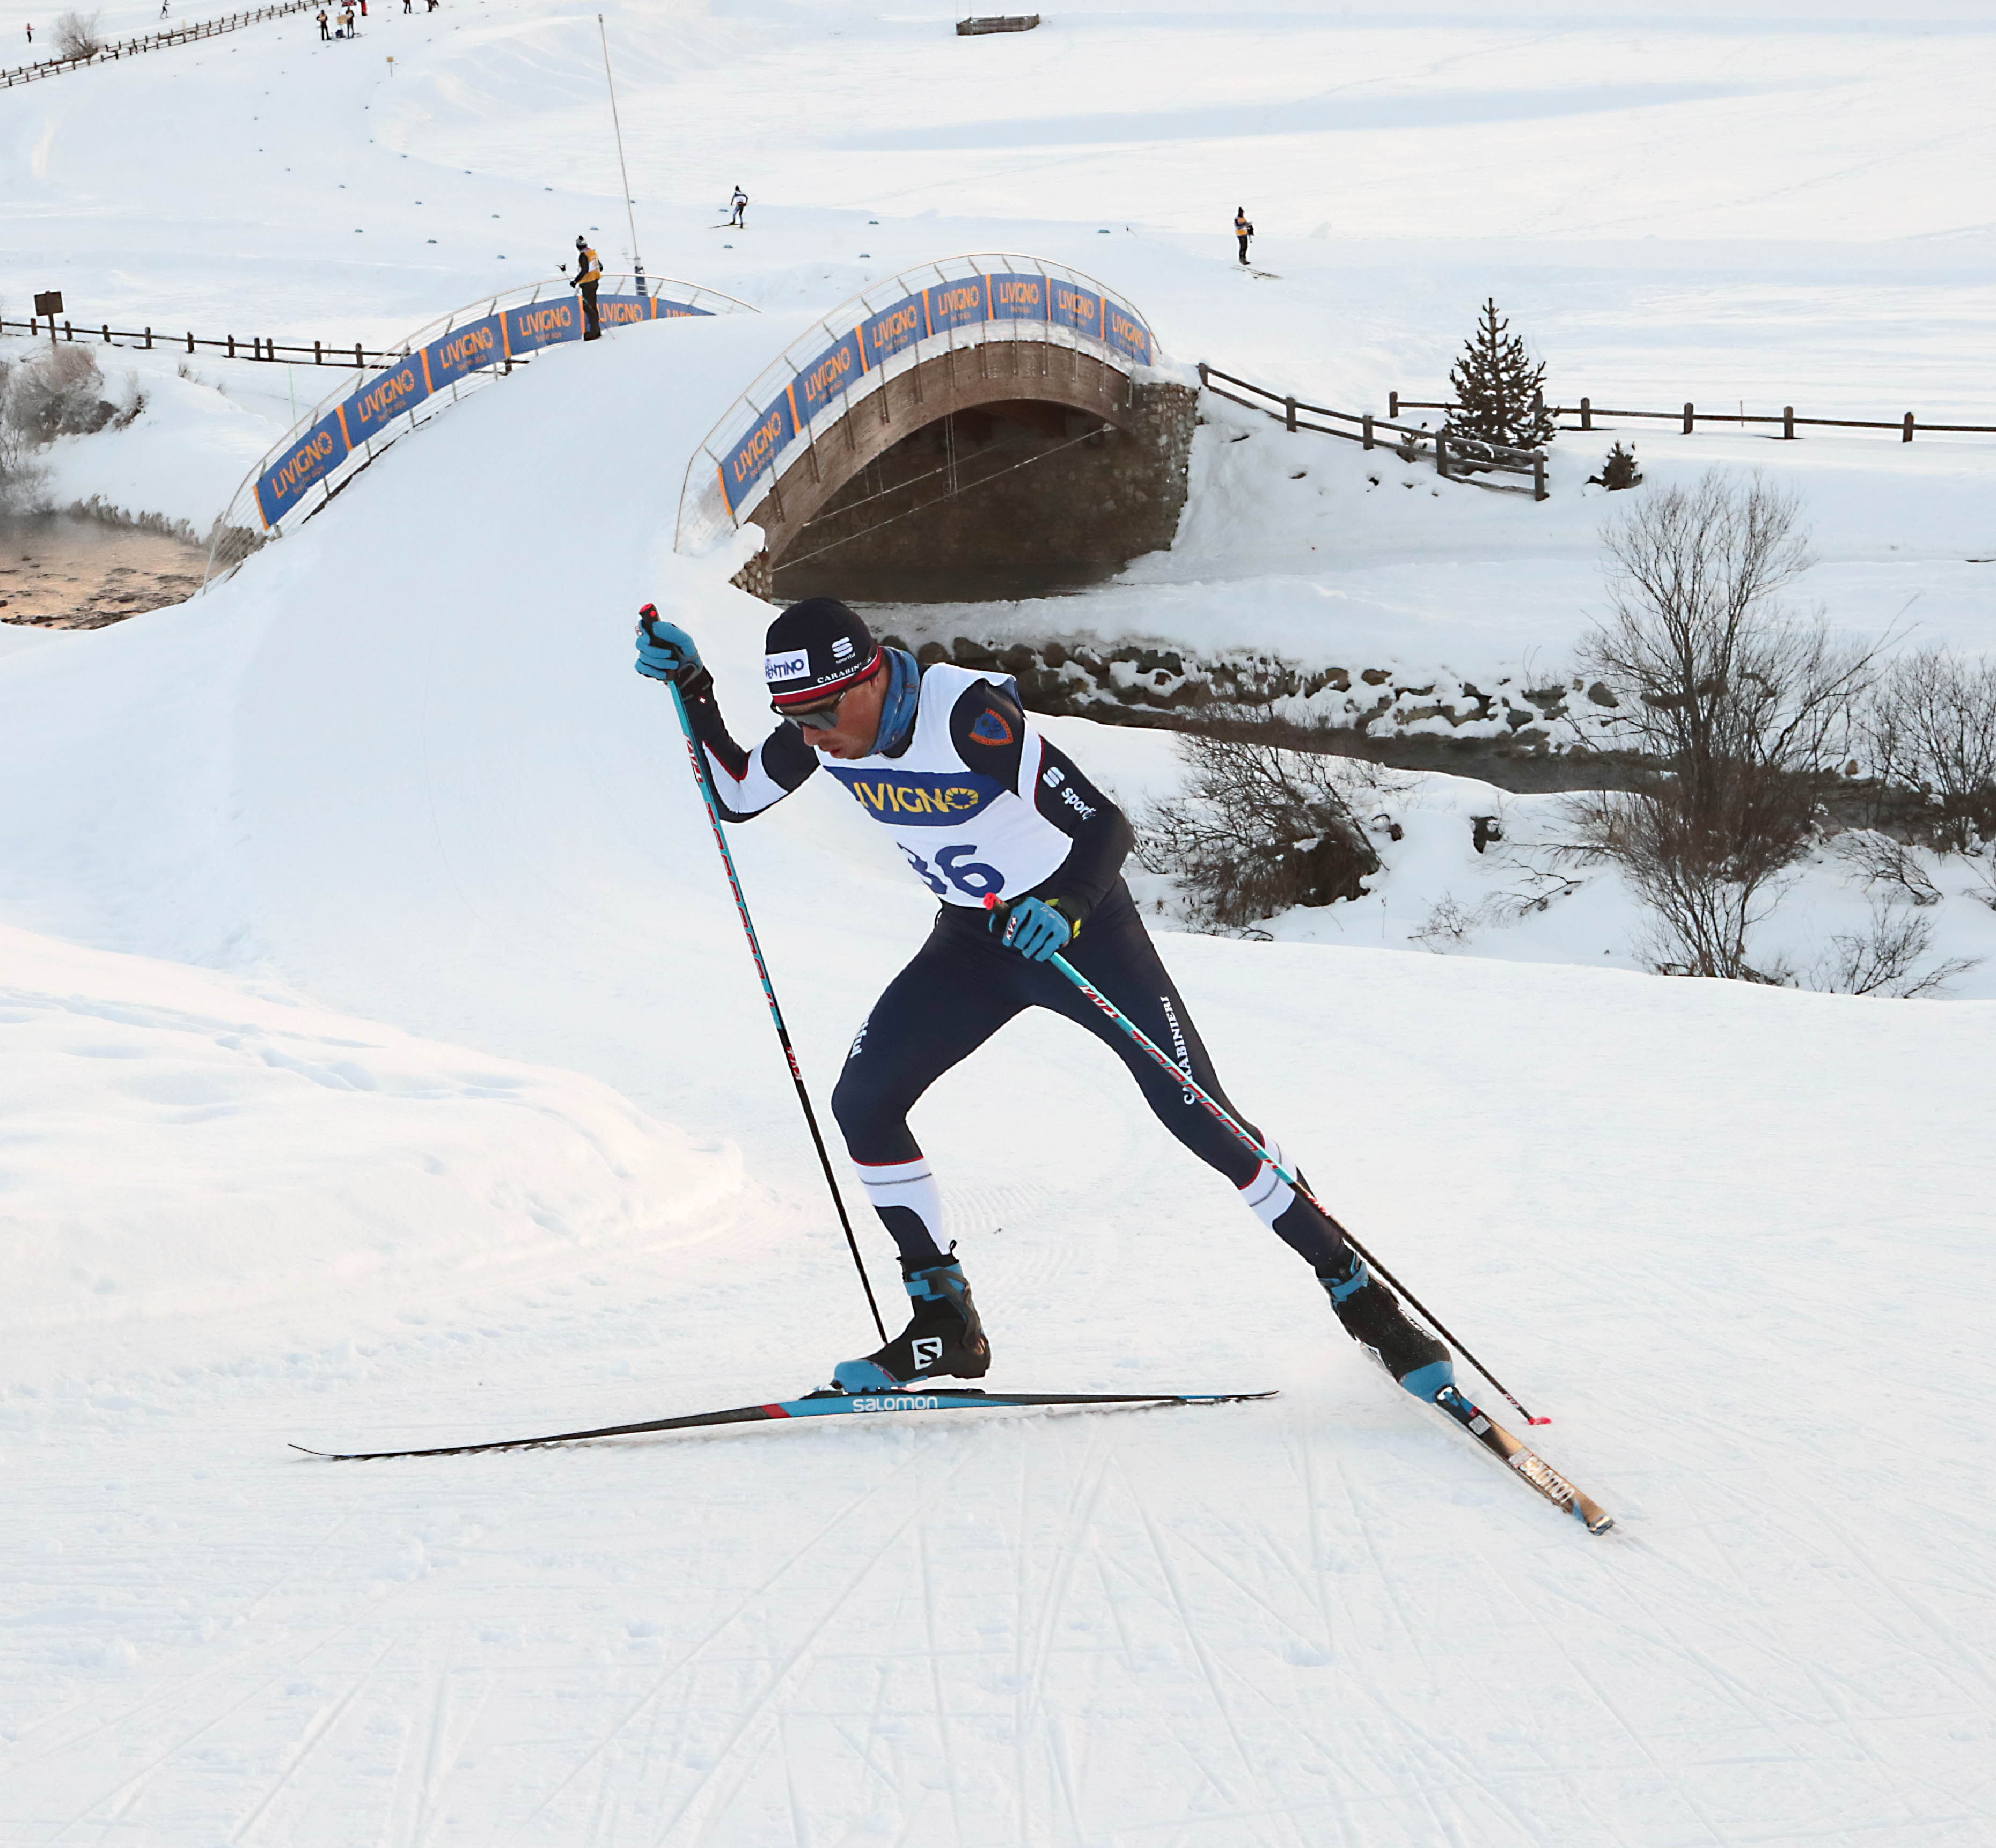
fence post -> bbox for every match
[144,326,152,349]
[227,334,236,357]
[1903,413,1914,443]
[1580,396,1591,431]
[355,343,363,366]
[1682,401,1693,434]
[187,331,194,354]
[1533,454,1547,502]
[1362,413,1374,450]
[1196,361,1208,388]
[1783,405,1794,440]
[1389,390,1399,419]
[64,320,72,342]
[101,322,109,342]
[1435,434,1449,480]
[1284,394,1296,432]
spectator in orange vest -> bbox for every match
[569,236,604,340]
[1235,208,1253,267]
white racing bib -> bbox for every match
[821,664,1070,905]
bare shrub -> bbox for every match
[1810,899,1979,999]
[1410,893,1478,949]
[1831,828,1942,906]
[1567,784,1796,979]
[1859,646,1996,851]
[1141,732,1382,932]
[2,346,118,443]
[54,9,103,57]
[1569,473,1885,978]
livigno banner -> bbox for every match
[254,293,717,527]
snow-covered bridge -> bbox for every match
[674,258,1196,602]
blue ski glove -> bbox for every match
[990,895,1077,963]
[635,607,702,684]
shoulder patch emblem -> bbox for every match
[968,708,1015,747]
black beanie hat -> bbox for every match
[763,597,882,710]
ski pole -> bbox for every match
[1021,917,1546,1425]
[649,613,887,1344]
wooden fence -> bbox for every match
[1,313,398,369]
[1391,392,1996,444]
[1,2,314,90]
[1204,364,1549,500]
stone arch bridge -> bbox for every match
[674,259,1195,603]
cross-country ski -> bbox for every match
[291,1387,1278,1460]
[6,1,1989,1839]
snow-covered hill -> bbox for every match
[4,284,1994,1845]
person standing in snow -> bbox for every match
[1234,207,1253,267]
[632,599,1454,1400]
[568,235,603,340]
[729,186,748,228]
[315,8,329,36]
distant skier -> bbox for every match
[633,599,1455,1400]
[729,186,748,228]
[568,234,603,340]
[1235,206,1253,267]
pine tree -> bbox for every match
[1446,299,1556,453]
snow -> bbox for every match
[4,1,1996,1840]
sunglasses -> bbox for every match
[778,689,850,732]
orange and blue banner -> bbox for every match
[860,292,927,369]
[791,329,864,424]
[339,353,430,445]
[1048,279,1103,341]
[1104,299,1153,365]
[253,409,350,527]
[718,393,798,516]
[987,272,1049,322]
[424,313,503,389]
[503,296,583,356]
[923,274,989,335]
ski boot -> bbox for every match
[831,1253,991,1393]
[1322,1253,1455,1399]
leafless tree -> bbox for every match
[1859,646,1996,850]
[1569,473,1887,978]
[53,9,103,57]
[1141,734,1381,932]
[1810,899,1979,999]
[1831,828,1942,906]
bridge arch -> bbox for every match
[675,258,1195,602]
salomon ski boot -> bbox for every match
[832,1255,991,1392]
[1322,1254,1455,1399]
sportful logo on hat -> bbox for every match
[832,635,856,662]
[765,651,812,683]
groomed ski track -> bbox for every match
[2,313,1990,1846]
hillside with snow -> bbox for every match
[4,4,1996,1844]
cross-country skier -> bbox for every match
[729,186,748,228]
[634,598,1454,1401]
[568,235,603,340]
[1235,206,1254,266]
